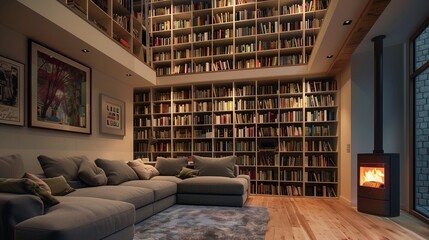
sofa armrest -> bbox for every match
[0,193,44,240]
[234,165,240,177]
[237,175,251,196]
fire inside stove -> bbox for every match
[360,166,385,188]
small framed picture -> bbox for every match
[100,94,125,136]
[0,55,25,126]
[29,40,91,134]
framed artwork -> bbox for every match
[29,41,91,134]
[0,55,25,126]
[100,94,125,136]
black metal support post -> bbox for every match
[372,35,385,154]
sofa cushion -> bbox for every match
[193,155,236,178]
[127,160,159,180]
[23,172,51,194]
[150,176,183,184]
[42,176,75,196]
[68,185,154,209]
[15,196,135,240]
[78,159,107,186]
[95,159,138,185]
[37,155,86,185]
[178,176,248,195]
[120,180,177,201]
[0,154,24,178]
[155,157,188,176]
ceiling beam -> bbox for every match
[329,0,391,73]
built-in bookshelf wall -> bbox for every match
[61,0,150,64]
[150,0,330,76]
[134,77,338,198]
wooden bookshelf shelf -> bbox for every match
[134,77,338,198]
[147,0,330,76]
[62,0,149,64]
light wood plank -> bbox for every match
[246,196,429,240]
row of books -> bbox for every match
[174,103,192,113]
[214,113,233,124]
[236,141,256,151]
[134,105,150,115]
[215,127,233,137]
[280,170,303,181]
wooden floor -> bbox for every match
[246,196,429,240]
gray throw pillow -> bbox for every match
[95,159,138,185]
[155,157,188,176]
[37,155,86,182]
[0,154,25,178]
[78,159,108,186]
[193,155,236,178]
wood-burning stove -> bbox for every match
[357,35,400,217]
[357,153,399,217]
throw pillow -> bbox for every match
[42,176,75,196]
[23,172,52,194]
[155,157,188,176]
[37,155,86,182]
[95,159,138,185]
[0,178,59,207]
[193,155,236,178]
[0,154,25,178]
[176,167,199,179]
[78,159,108,186]
[127,160,159,180]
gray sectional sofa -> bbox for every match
[0,154,249,240]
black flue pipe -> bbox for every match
[372,35,385,154]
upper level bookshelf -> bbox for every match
[133,77,338,197]
[62,0,150,64]
[150,0,330,76]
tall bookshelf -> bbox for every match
[62,0,150,64]
[134,77,338,198]
[149,0,330,76]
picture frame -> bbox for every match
[100,94,125,136]
[0,55,25,126]
[29,41,91,134]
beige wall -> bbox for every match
[338,62,352,203]
[350,43,407,209]
[0,24,134,174]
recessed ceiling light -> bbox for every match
[326,55,334,59]
[81,49,90,53]
[126,73,132,77]
[343,20,352,26]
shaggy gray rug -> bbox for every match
[134,205,269,240]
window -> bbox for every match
[411,18,429,223]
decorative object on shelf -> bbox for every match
[0,55,24,126]
[100,94,125,136]
[29,41,91,134]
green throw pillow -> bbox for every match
[42,175,75,196]
[176,167,199,179]
[0,178,59,207]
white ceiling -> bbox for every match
[355,0,429,53]
[0,0,428,86]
